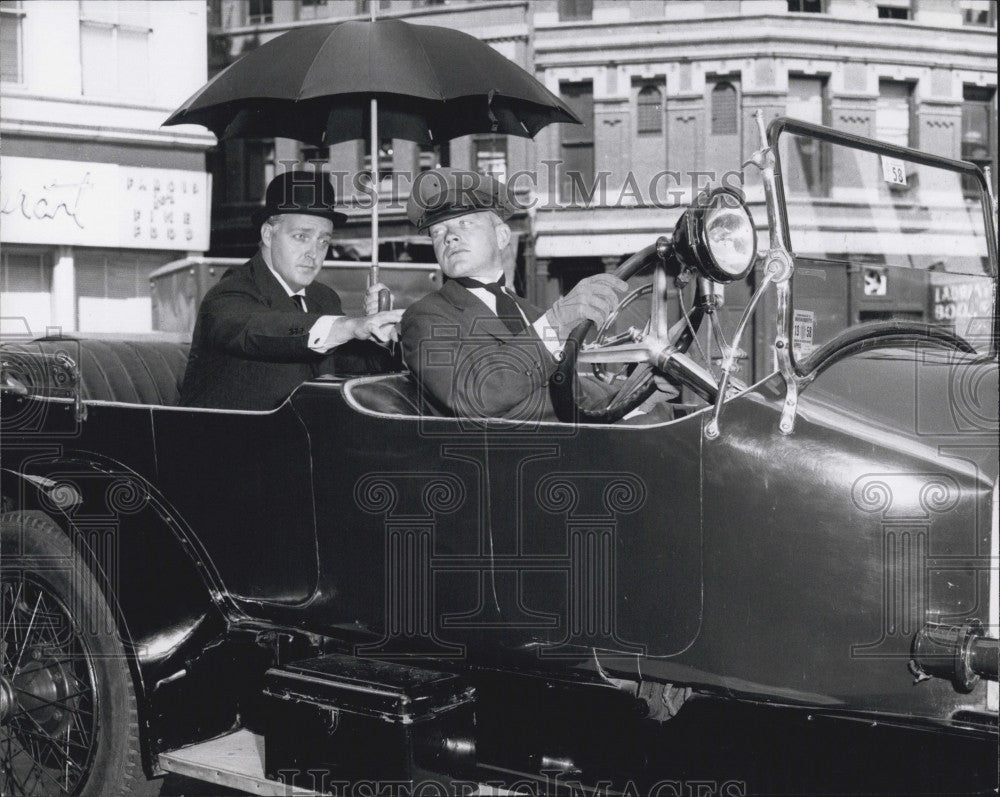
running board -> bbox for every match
[158,729,321,796]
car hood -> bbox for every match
[797,348,999,482]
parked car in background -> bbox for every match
[1,116,996,796]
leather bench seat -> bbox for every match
[345,373,444,417]
[2,338,190,406]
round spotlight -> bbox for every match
[673,188,758,283]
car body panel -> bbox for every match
[153,406,319,603]
[289,384,706,658]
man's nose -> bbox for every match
[444,227,460,243]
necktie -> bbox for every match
[291,294,307,313]
[452,276,526,335]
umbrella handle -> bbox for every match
[366,268,393,313]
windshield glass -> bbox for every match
[776,126,996,362]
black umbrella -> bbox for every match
[164,18,580,146]
[165,17,579,299]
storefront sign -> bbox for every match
[0,156,210,251]
[930,278,993,339]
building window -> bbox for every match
[247,0,273,25]
[876,80,914,148]
[960,0,996,26]
[786,76,830,196]
[558,0,593,21]
[363,138,394,182]
[75,250,169,334]
[787,0,825,12]
[559,81,595,203]
[473,136,508,182]
[299,0,329,19]
[1,249,52,336]
[355,0,389,13]
[220,139,276,205]
[787,75,826,125]
[245,140,276,203]
[76,251,151,302]
[962,86,997,195]
[1,250,50,294]
[79,1,151,100]
[711,82,738,135]
[1,1,24,84]
[300,144,329,168]
[877,4,910,19]
[637,84,663,135]
[419,142,450,172]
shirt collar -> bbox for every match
[263,256,306,298]
[462,269,505,288]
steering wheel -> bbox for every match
[549,243,709,424]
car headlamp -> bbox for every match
[673,188,758,283]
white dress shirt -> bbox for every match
[265,262,340,353]
[460,271,562,357]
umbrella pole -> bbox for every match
[370,95,380,301]
[368,3,391,313]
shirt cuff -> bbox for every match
[532,314,563,357]
[308,315,342,353]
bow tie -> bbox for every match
[452,276,526,335]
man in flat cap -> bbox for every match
[401,168,628,421]
[181,171,403,410]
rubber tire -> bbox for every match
[0,511,162,796]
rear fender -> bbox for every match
[1,456,238,770]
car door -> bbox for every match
[504,414,705,658]
[152,403,319,604]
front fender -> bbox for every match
[1,455,236,767]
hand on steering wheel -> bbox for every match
[549,244,712,424]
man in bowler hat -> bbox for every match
[401,168,631,421]
[181,171,403,410]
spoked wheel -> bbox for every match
[1,574,99,794]
[0,512,158,796]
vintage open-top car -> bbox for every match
[1,116,997,796]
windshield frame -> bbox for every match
[767,116,998,371]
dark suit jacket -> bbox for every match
[181,252,396,410]
[401,279,564,420]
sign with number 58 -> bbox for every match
[880,156,908,186]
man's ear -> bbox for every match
[260,220,273,248]
[494,220,511,250]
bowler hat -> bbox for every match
[407,168,514,233]
[253,170,347,229]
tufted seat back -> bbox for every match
[345,373,446,417]
[1,339,190,406]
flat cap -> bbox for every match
[407,168,515,233]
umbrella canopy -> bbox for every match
[164,18,581,146]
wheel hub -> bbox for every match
[12,653,76,735]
